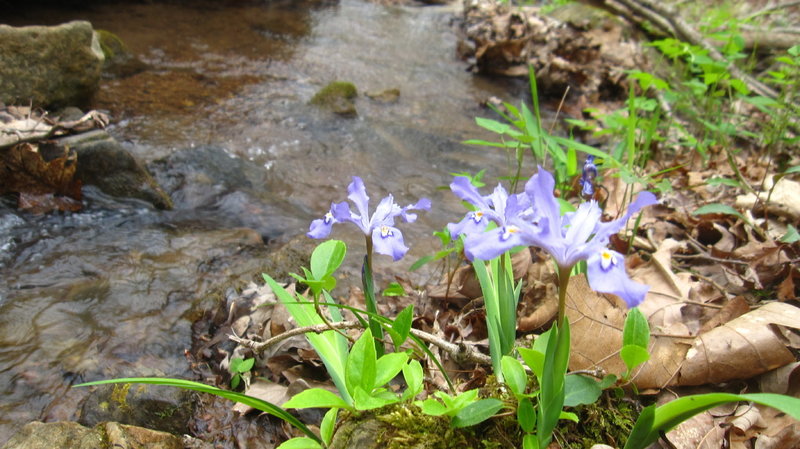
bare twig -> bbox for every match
[228,320,493,366]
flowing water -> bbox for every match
[0,0,534,444]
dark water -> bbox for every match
[0,0,533,444]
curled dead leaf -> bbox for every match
[1,142,82,212]
[566,274,693,389]
[678,302,800,386]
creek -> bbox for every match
[0,0,534,445]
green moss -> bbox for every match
[109,383,131,412]
[559,392,639,448]
[310,81,358,116]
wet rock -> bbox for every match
[54,130,173,210]
[310,81,358,117]
[1,421,183,449]
[149,145,266,209]
[0,21,104,108]
[365,88,400,103]
[79,382,194,436]
[96,29,149,79]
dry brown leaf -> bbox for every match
[232,378,290,415]
[752,407,800,449]
[699,296,750,334]
[566,275,693,389]
[677,302,800,386]
[0,142,82,211]
[758,362,800,396]
[730,403,765,436]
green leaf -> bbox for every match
[264,273,351,404]
[780,224,800,243]
[401,359,424,401]
[238,357,255,373]
[419,398,448,416]
[620,345,651,376]
[501,356,528,397]
[624,393,800,449]
[563,374,602,407]
[451,398,504,428]
[346,328,377,395]
[283,388,351,411]
[559,410,579,423]
[622,307,650,348]
[353,386,399,411]
[74,377,320,443]
[382,281,406,297]
[374,352,409,388]
[409,254,435,272]
[310,240,346,281]
[276,437,323,449]
[538,321,569,449]
[320,408,338,445]
[475,117,513,135]
[706,177,742,188]
[692,203,745,221]
[388,305,413,350]
[523,434,539,449]
[517,397,536,433]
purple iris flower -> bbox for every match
[579,156,597,198]
[307,176,431,261]
[448,167,657,307]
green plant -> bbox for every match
[228,357,255,390]
[464,67,581,189]
[416,389,504,428]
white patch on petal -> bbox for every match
[501,225,519,241]
[471,211,484,223]
[600,250,617,270]
[380,226,394,238]
[324,212,334,224]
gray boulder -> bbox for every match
[54,130,173,210]
[0,21,104,108]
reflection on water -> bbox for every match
[0,0,534,444]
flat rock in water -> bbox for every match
[0,21,104,108]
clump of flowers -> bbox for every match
[449,165,657,317]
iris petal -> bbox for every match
[371,226,408,261]
[587,249,650,307]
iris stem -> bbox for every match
[557,265,572,328]
[362,236,385,356]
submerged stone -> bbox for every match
[310,81,358,117]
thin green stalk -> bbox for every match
[362,237,385,357]
[557,265,572,327]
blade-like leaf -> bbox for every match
[624,393,800,449]
[75,377,320,443]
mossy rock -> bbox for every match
[310,81,358,117]
[328,392,638,449]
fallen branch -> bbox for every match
[229,320,493,366]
